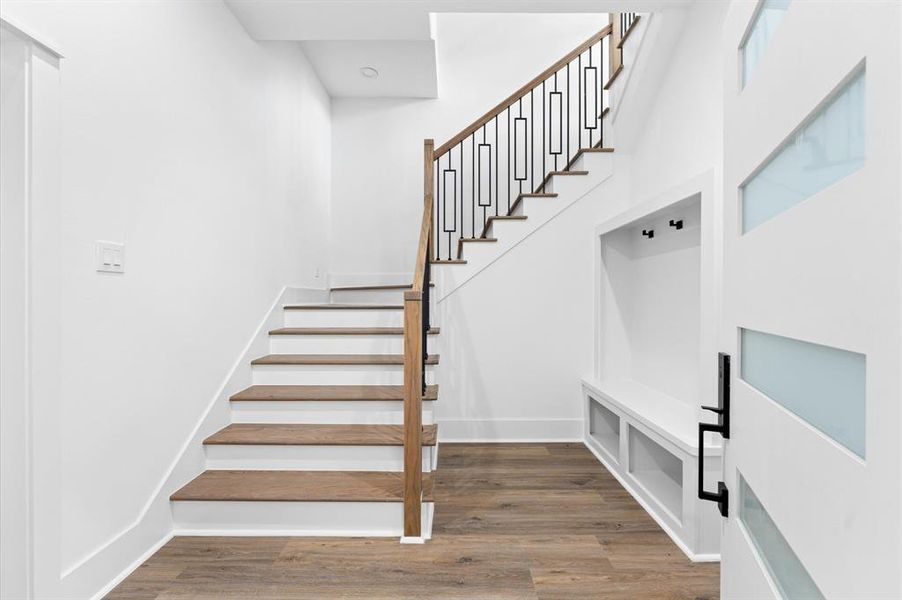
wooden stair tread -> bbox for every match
[269,327,439,336]
[331,283,434,291]
[432,259,467,265]
[604,65,624,90]
[204,423,438,446]
[535,169,589,193]
[563,147,615,171]
[231,384,439,402]
[283,304,402,310]
[171,470,435,502]
[251,354,439,366]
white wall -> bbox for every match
[433,3,726,440]
[0,21,31,600]
[329,13,608,282]
[0,1,331,597]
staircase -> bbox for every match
[168,11,640,542]
[170,285,439,538]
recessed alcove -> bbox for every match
[598,193,701,410]
[583,175,721,560]
[628,425,683,522]
[588,398,620,461]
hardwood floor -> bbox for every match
[107,443,720,599]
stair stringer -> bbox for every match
[434,152,614,301]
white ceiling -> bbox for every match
[224,1,689,98]
[300,40,438,98]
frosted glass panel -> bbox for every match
[742,70,865,232]
[741,0,790,88]
[740,329,865,458]
[739,475,825,599]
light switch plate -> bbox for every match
[95,241,125,273]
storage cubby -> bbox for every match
[598,193,701,407]
[628,425,683,521]
[588,397,620,461]
[582,175,722,561]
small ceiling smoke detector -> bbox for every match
[360,66,379,79]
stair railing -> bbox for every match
[430,22,619,261]
[402,139,434,538]
[401,13,640,536]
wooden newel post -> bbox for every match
[424,139,434,261]
[610,13,623,77]
[402,291,423,538]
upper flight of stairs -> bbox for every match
[433,147,614,297]
[170,285,439,538]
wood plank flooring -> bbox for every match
[108,443,719,599]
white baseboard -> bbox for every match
[89,532,173,600]
[329,272,413,288]
[437,418,583,442]
[399,536,426,544]
[582,438,720,563]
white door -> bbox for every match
[718,2,901,599]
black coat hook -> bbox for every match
[641,229,654,239]
[669,219,683,230]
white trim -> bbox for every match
[437,418,583,442]
[88,533,173,600]
[329,272,413,288]
[173,528,399,537]
[582,440,720,563]
[0,14,64,57]
[399,536,426,544]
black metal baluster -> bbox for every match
[495,114,499,217]
[459,142,464,247]
[542,80,546,184]
[566,62,571,168]
[470,132,476,237]
[576,53,592,148]
[553,72,558,171]
[530,89,534,193]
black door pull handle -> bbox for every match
[698,353,731,517]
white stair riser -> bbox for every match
[252,364,436,386]
[283,309,402,328]
[330,289,407,304]
[231,400,436,425]
[570,151,610,173]
[270,335,409,354]
[172,500,434,538]
[204,445,436,472]
[545,173,590,197]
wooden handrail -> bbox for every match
[435,24,612,157]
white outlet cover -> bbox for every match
[95,241,125,273]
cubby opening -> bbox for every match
[628,425,683,521]
[588,397,620,460]
[595,192,703,447]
